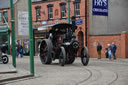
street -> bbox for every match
[5,56,128,85]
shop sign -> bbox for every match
[42,21,47,25]
[75,19,83,25]
[18,11,29,35]
[56,20,58,24]
[92,0,108,16]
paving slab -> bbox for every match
[0,63,33,84]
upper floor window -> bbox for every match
[3,12,8,23]
[0,12,2,22]
[35,6,41,21]
[74,2,80,17]
[60,3,66,18]
[47,4,53,20]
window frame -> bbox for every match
[3,11,8,23]
[74,2,80,17]
[0,12,2,22]
[35,6,41,21]
[60,4,66,19]
[48,6,53,20]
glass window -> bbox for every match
[3,12,8,23]
[36,8,41,21]
[61,5,66,18]
[48,7,53,20]
[74,3,80,17]
[0,13,2,21]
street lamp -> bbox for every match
[10,0,16,68]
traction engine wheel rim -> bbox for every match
[81,47,89,66]
[2,55,9,64]
[59,47,66,66]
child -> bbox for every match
[108,48,112,60]
[105,48,108,58]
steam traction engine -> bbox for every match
[40,23,89,66]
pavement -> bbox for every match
[0,55,128,85]
[0,58,33,84]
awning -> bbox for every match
[37,24,55,31]
[0,24,9,35]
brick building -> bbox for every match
[0,0,11,53]
[32,0,88,55]
[88,0,128,58]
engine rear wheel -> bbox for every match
[59,47,66,66]
[40,39,52,64]
[81,46,89,66]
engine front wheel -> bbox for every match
[59,47,66,66]
[2,55,9,64]
[81,47,89,66]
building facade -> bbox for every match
[88,0,128,58]
[0,0,11,54]
[32,0,88,55]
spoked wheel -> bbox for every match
[40,39,52,64]
[2,55,9,64]
[59,47,66,66]
[81,46,89,66]
[66,53,75,64]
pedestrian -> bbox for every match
[16,41,20,57]
[16,40,23,58]
[97,42,102,59]
[111,42,117,60]
[19,45,23,58]
[105,48,108,58]
[108,44,112,60]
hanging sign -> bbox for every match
[92,0,108,16]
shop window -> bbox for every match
[3,12,8,23]
[0,12,2,22]
[35,6,41,21]
[74,2,80,17]
[60,3,66,19]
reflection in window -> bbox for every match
[74,3,80,17]
[0,13,2,22]
[48,7,53,20]
[3,12,8,23]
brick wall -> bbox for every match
[0,9,11,29]
[88,35,121,58]
[89,33,128,58]
[126,33,128,58]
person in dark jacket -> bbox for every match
[107,44,112,60]
[105,48,108,58]
[111,42,117,60]
[97,42,102,59]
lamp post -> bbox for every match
[10,0,16,67]
[68,0,70,24]
[85,0,88,46]
[28,0,34,75]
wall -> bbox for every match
[89,35,121,58]
[126,33,128,58]
[89,0,128,35]
[89,32,128,58]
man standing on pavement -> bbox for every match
[112,42,117,60]
[97,42,102,59]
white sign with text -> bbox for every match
[18,11,29,35]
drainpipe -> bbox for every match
[85,0,88,46]
[68,0,70,24]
